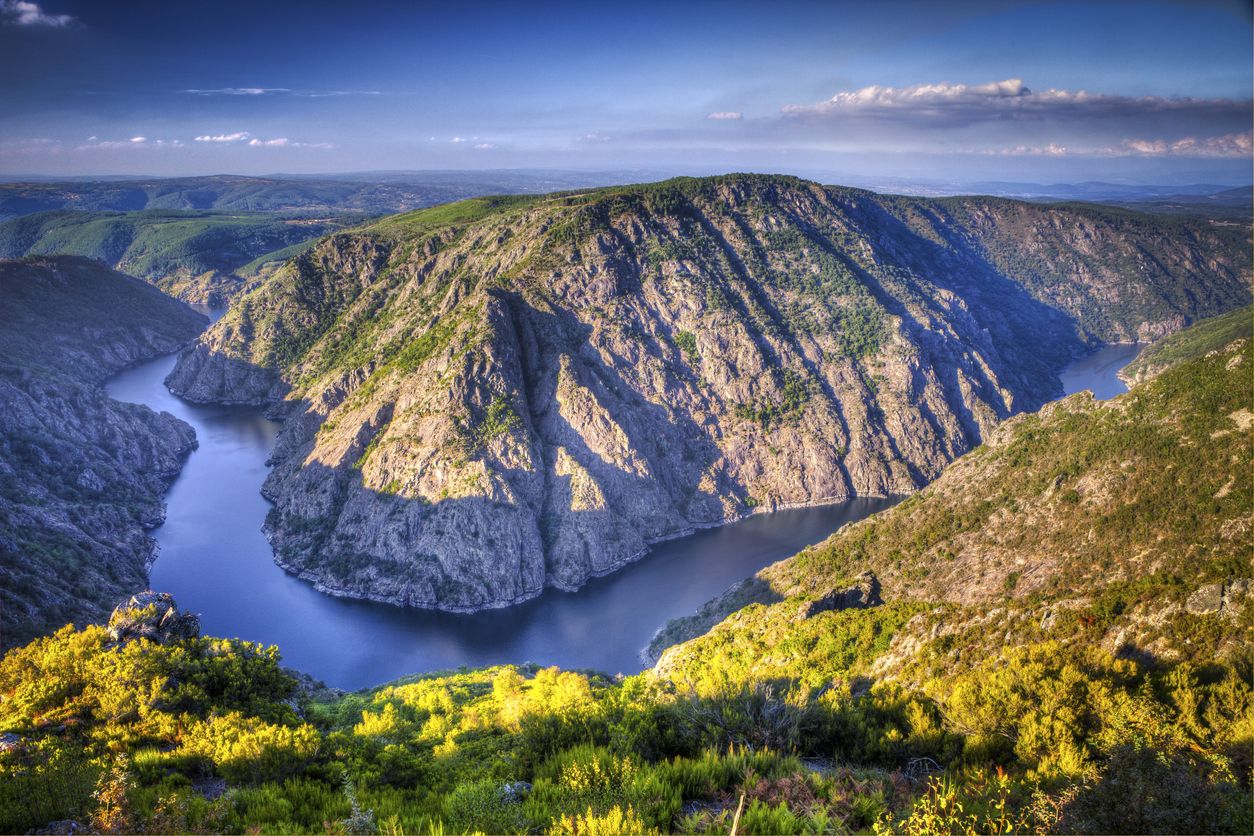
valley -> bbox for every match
[102,327,1138,688]
[2,317,1247,835]
[166,175,1250,616]
[0,175,1249,836]
[3,3,1250,831]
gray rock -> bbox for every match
[106,591,200,645]
[1185,578,1251,617]
[794,572,882,621]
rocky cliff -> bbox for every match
[651,335,1252,681]
[167,175,1251,611]
[0,256,206,648]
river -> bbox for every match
[104,341,1138,690]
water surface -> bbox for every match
[105,341,1139,690]
[106,354,894,688]
[1060,342,1142,400]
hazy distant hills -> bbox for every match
[7,171,1247,221]
[875,180,1253,220]
[0,171,677,221]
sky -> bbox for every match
[1,0,1251,184]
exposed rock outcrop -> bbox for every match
[1185,579,1251,618]
[106,591,201,645]
[168,176,1252,613]
[793,572,882,621]
[165,342,288,405]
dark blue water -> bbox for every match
[105,353,895,688]
[1060,343,1142,400]
[105,341,1139,690]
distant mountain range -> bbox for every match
[0,171,678,221]
[4,171,1249,221]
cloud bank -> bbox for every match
[1,0,74,27]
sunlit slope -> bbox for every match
[167,175,1250,612]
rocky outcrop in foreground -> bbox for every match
[169,175,1252,612]
[106,591,201,645]
[0,257,206,648]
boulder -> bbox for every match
[1185,579,1251,618]
[106,591,200,645]
[794,572,882,621]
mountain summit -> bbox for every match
[167,175,1251,610]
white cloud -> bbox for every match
[706,111,742,121]
[1,0,74,27]
[790,78,1032,113]
[1102,130,1253,158]
[782,78,1250,126]
[450,136,467,143]
[183,87,291,96]
[578,131,611,143]
[976,143,1070,156]
[245,136,334,149]
[474,143,496,150]
[81,137,184,149]
[195,131,251,142]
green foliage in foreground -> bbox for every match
[1,611,1248,834]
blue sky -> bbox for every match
[2,0,1251,183]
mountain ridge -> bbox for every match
[0,256,207,647]
[166,174,1251,612]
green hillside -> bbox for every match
[2,332,1248,835]
[1121,303,1252,383]
[0,210,352,301]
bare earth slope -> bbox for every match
[166,175,1251,611]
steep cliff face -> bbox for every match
[0,256,206,647]
[168,175,1251,611]
[651,336,1252,682]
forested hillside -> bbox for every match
[0,210,351,305]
